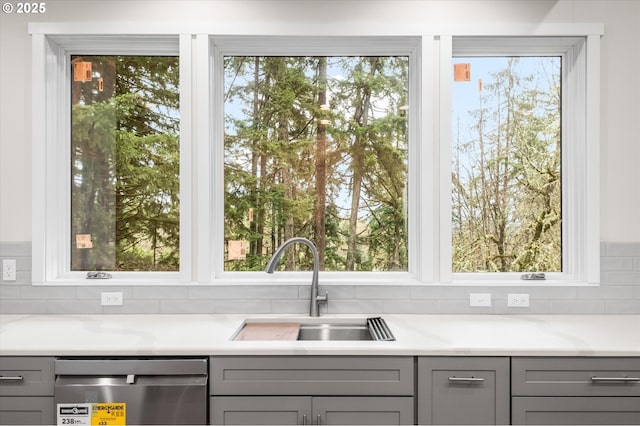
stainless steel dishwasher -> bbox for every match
[54,357,208,425]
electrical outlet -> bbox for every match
[2,259,17,281]
[470,293,491,307]
[508,293,530,307]
[101,292,123,306]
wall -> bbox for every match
[1,241,639,314]
[1,0,639,314]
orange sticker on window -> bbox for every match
[73,62,92,82]
[228,240,247,260]
[454,63,471,82]
[76,234,93,249]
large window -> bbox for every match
[223,56,409,272]
[31,27,600,286]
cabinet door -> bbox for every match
[512,397,640,425]
[313,397,414,425]
[0,396,54,425]
[210,396,311,425]
[418,357,510,425]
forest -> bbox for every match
[71,55,180,271]
[452,57,562,273]
[224,56,410,272]
[69,53,561,274]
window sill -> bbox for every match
[34,277,182,286]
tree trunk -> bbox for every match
[250,57,260,258]
[314,57,328,270]
[346,58,378,271]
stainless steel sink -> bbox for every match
[297,323,373,341]
[233,317,395,341]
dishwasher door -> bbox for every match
[54,357,208,425]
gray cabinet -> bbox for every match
[512,397,640,424]
[211,396,310,425]
[511,357,640,425]
[211,396,413,425]
[314,396,413,425]
[417,357,510,425]
[210,356,414,425]
[0,357,54,425]
[0,397,54,426]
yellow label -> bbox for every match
[91,403,126,426]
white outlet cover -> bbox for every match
[2,259,17,281]
[101,292,124,306]
[508,293,530,307]
[470,293,492,307]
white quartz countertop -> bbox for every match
[1,314,639,356]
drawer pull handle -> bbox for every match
[448,376,485,382]
[591,376,640,383]
[0,376,24,381]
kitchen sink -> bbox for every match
[297,323,373,341]
[233,317,395,341]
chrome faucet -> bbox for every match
[265,237,328,317]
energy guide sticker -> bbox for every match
[91,403,126,425]
[57,403,126,426]
[57,404,91,425]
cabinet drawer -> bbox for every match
[0,358,54,397]
[512,357,640,396]
[512,397,640,425]
[210,356,414,396]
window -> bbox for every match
[223,55,409,272]
[31,33,190,283]
[209,37,421,282]
[70,55,180,272]
[451,56,562,273]
[32,26,600,286]
[440,35,601,284]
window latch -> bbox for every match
[86,272,112,279]
[521,273,546,281]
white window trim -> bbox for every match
[30,27,193,285]
[438,32,602,285]
[29,22,601,287]
[205,35,428,285]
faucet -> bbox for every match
[265,237,328,317]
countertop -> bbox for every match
[1,314,639,357]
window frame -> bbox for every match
[205,35,427,285]
[30,30,193,285]
[30,23,601,287]
[438,34,601,285]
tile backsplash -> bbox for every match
[1,242,639,315]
